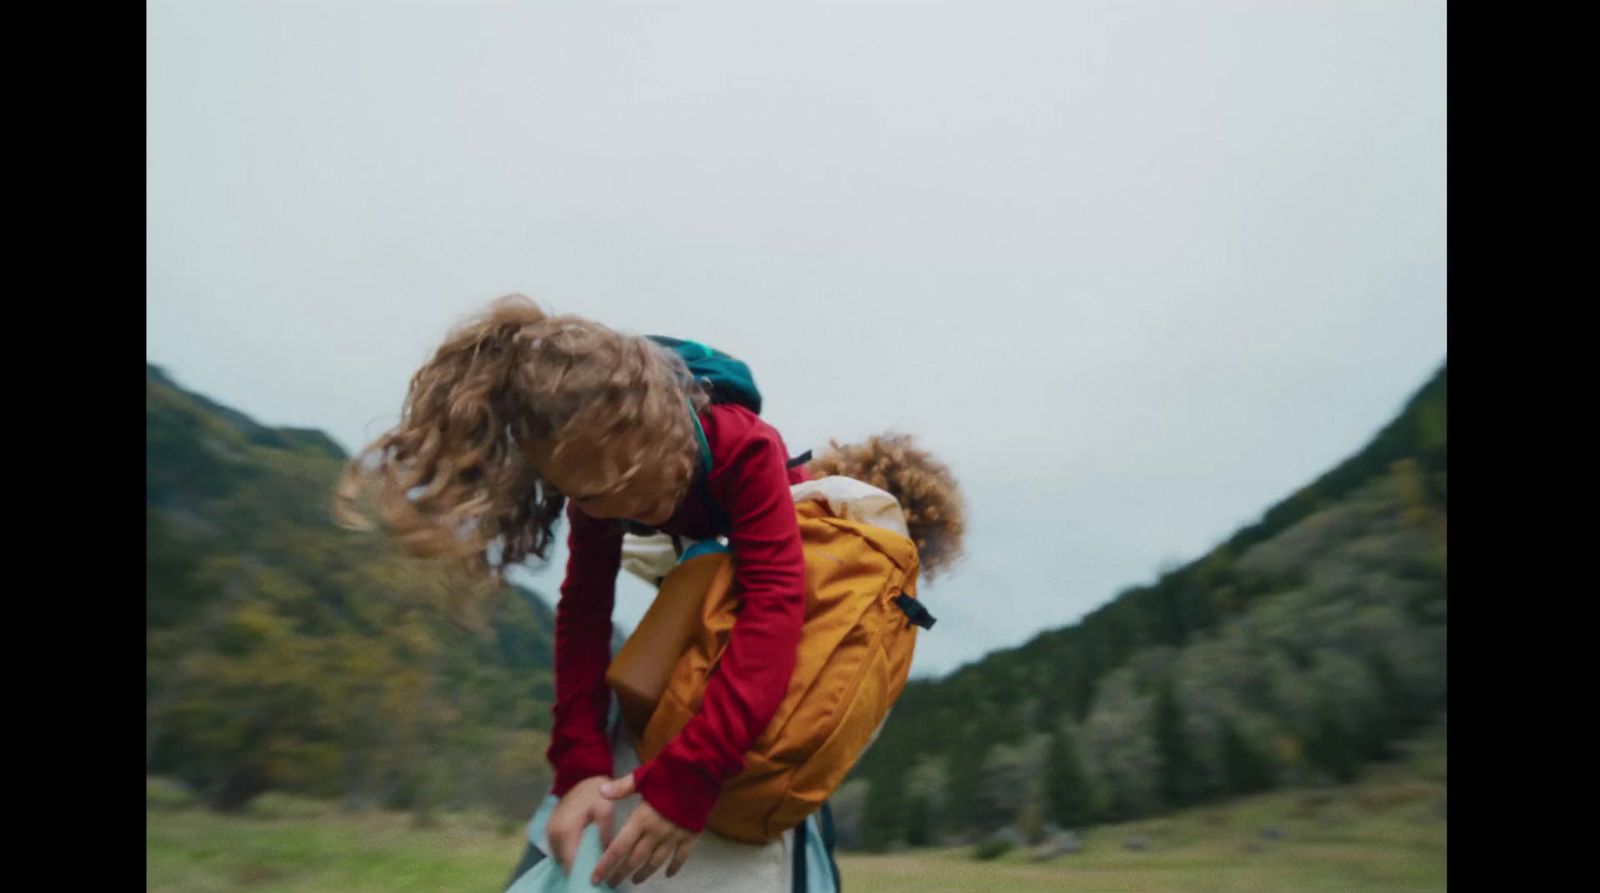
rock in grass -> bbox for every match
[987,826,1027,848]
[1029,831,1082,862]
[972,838,1016,861]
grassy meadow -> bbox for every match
[149,748,1444,893]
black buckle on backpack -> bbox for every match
[894,594,936,630]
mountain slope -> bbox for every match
[843,362,1446,847]
[146,364,559,815]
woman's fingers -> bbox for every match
[547,819,577,874]
[631,839,675,885]
[599,773,637,800]
[606,831,658,888]
[592,798,617,849]
[664,836,696,879]
[592,817,644,886]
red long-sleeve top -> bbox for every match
[544,402,810,832]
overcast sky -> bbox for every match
[147,0,1445,678]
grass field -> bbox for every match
[149,743,1445,892]
[832,771,1447,893]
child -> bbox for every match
[338,295,965,890]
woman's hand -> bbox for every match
[592,773,700,887]
[545,776,617,876]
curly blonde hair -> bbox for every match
[335,295,708,619]
[805,432,967,579]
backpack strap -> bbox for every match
[688,401,732,535]
[791,807,843,893]
[792,818,808,893]
[894,594,937,630]
[688,399,713,476]
[820,802,842,892]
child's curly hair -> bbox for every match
[335,295,708,614]
[806,432,967,579]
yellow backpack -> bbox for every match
[605,479,935,844]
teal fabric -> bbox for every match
[509,784,838,893]
[528,793,558,854]
[801,812,838,893]
[688,403,713,475]
[647,335,763,415]
[504,823,615,893]
[679,539,730,563]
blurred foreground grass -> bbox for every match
[149,744,1444,893]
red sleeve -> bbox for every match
[630,410,808,831]
[545,503,624,796]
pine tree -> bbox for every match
[943,733,985,838]
[1366,652,1412,759]
[905,793,932,847]
[1044,726,1093,828]
[1306,693,1358,783]
[862,764,909,851]
[1153,680,1200,808]
[1219,716,1275,794]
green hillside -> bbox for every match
[147,364,558,817]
